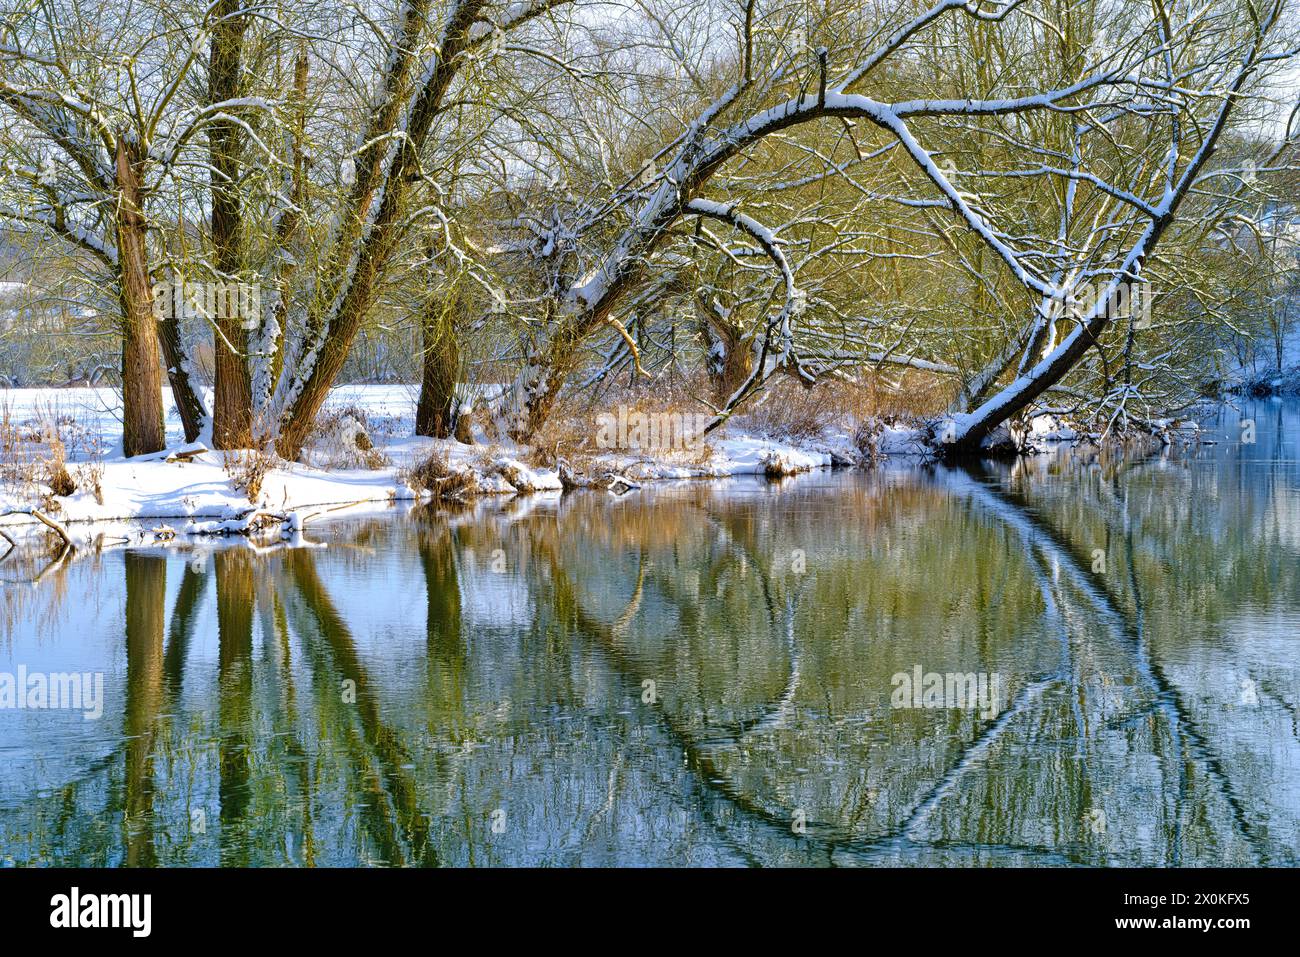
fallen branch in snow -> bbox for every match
[183,507,293,537]
[180,500,376,538]
[0,507,75,549]
[165,444,210,463]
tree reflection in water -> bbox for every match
[1,400,1298,866]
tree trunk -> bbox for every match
[156,317,206,443]
[114,137,166,457]
[948,312,1038,415]
[415,285,464,438]
[274,0,482,460]
[209,0,252,449]
[502,328,584,442]
[696,295,753,404]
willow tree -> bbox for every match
[242,0,578,458]
[468,0,1297,447]
[0,0,233,453]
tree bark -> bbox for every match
[415,285,464,438]
[209,0,252,449]
[696,294,753,404]
[114,137,166,457]
[156,316,206,443]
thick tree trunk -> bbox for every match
[114,137,166,457]
[697,297,753,404]
[502,329,585,442]
[948,312,1039,415]
[948,325,1104,456]
[209,0,252,449]
[275,322,352,459]
[415,287,464,438]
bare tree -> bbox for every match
[472,0,1297,447]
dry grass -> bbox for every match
[526,375,720,469]
[305,406,391,470]
[0,402,38,492]
[523,395,602,468]
[74,459,104,505]
[541,370,948,460]
[732,372,948,444]
[735,380,851,443]
[400,448,479,500]
[851,419,885,464]
[0,401,89,501]
[44,436,75,497]
[223,448,276,503]
[855,369,951,419]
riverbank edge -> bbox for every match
[0,401,1209,546]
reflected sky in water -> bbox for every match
[1,398,1298,866]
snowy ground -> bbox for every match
[0,385,879,541]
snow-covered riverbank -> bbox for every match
[5,380,1211,545]
[0,385,886,541]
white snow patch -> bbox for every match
[0,386,847,536]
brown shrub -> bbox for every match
[400,448,478,500]
[75,460,105,505]
[44,437,76,497]
[306,406,391,470]
[733,379,869,442]
[223,449,275,503]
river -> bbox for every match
[1,398,1297,866]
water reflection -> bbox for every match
[1,399,1298,866]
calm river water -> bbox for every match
[1,399,1298,866]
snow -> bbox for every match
[878,425,930,455]
[1029,414,1078,442]
[0,372,1122,544]
[0,385,847,540]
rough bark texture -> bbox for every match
[209,0,253,449]
[415,290,463,438]
[114,137,166,457]
[697,295,753,404]
[506,328,585,441]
